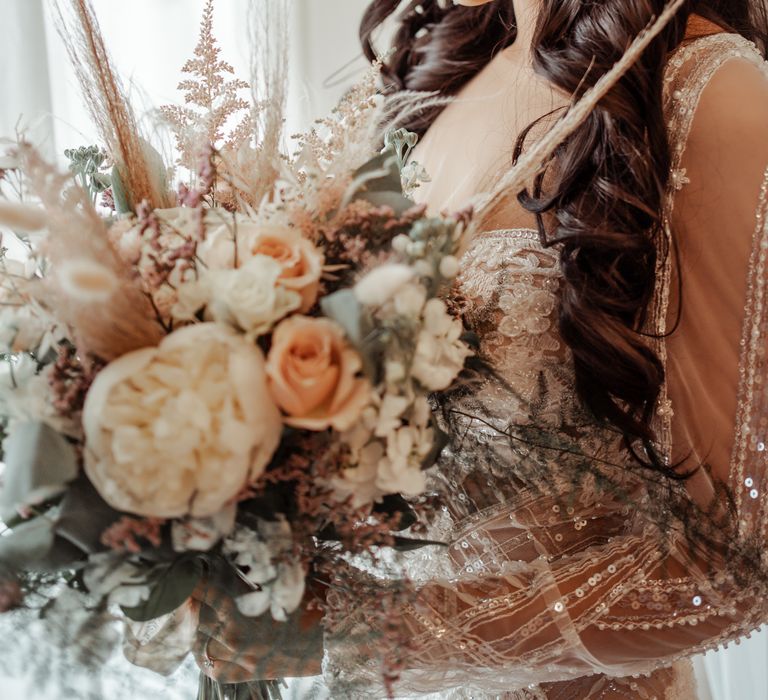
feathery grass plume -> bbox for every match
[211,0,290,212]
[473,0,686,227]
[53,0,171,212]
[18,144,164,360]
[160,0,251,175]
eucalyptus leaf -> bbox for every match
[320,289,372,348]
[392,535,447,552]
[421,420,450,471]
[110,139,170,215]
[351,151,403,195]
[355,190,416,217]
[55,476,124,555]
[121,557,203,622]
[373,494,418,531]
[0,515,82,572]
[0,422,78,522]
[111,165,131,214]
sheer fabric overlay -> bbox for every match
[323,34,768,700]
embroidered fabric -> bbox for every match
[323,34,768,700]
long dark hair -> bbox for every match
[361,1,768,472]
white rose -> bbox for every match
[173,256,301,337]
[83,323,282,518]
[201,223,324,313]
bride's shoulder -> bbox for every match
[665,32,768,154]
[665,30,768,103]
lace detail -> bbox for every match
[653,33,767,457]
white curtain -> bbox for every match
[1,1,767,698]
[0,0,371,157]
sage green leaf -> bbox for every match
[111,140,170,215]
[355,190,416,217]
[392,535,447,552]
[352,151,403,195]
[373,494,418,531]
[0,422,78,522]
[111,164,132,214]
[0,517,54,568]
[320,289,372,348]
[55,476,124,555]
[121,557,203,622]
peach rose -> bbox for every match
[266,316,371,431]
[201,223,324,313]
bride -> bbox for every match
[196,1,768,697]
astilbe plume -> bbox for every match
[212,0,290,212]
[160,0,251,176]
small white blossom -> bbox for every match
[375,424,430,496]
[83,552,151,608]
[171,504,237,552]
[391,234,411,254]
[355,264,414,306]
[439,255,460,279]
[411,299,472,391]
[374,393,410,438]
[224,518,305,621]
[393,281,427,318]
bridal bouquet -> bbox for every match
[0,0,471,692]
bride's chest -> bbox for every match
[456,231,574,413]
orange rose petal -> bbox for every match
[328,347,364,414]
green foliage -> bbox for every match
[64,145,111,204]
[121,556,204,622]
[0,422,78,522]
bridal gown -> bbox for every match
[322,32,768,700]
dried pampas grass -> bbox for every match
[18,145,164,360]
[216,0,290,210]
[0,202,47,234]
[52,0,172,212]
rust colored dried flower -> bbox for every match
[0,577,23,612]
[101,516,165,554]
[49,344,103,417]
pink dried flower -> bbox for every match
[49,345,103,417]
[100,187,115,212]
[0,578,22,612]
[101,516,165,554]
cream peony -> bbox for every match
[83,323,282,518]
[201,223,324,312]
[266,315,371,431]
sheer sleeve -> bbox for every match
[323,35,768,699]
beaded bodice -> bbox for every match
[324,33,768,700]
